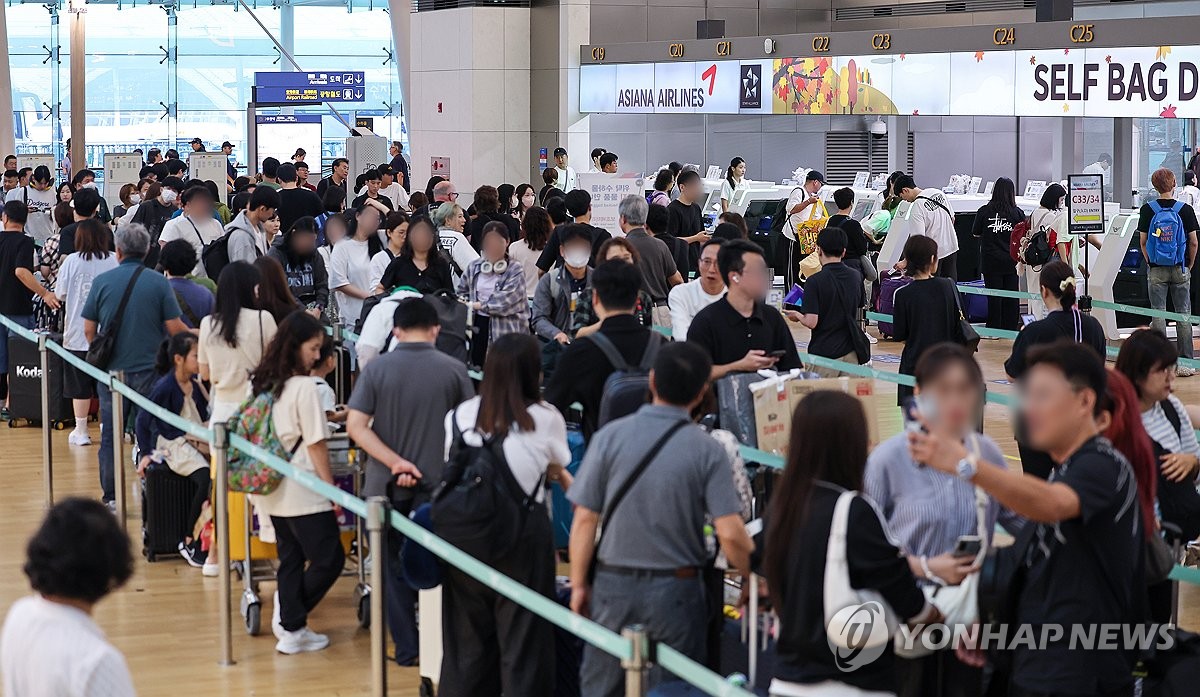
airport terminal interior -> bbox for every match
[6,0,1200,694]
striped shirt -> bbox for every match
[865,432,1024,573]
[1141,394,1199,456]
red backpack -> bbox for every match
[1008,216,1029,263]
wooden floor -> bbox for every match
[2,329,1199,696]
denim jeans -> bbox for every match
[96,367,157,502]
[1148,265,1194,359]
[581,570,708,697]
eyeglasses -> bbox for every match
[698,257,719,267]
[448,191,459,199]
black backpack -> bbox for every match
[430,414,543,563]
[1151,399,1200,541]
[202,228,237,280]
[355,293,387,335]
[589,331,663,429]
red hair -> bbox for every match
[1102,369,1157,538]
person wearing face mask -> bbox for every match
[532,225,594,373]
[71,169,114,225]
[132,176,184,256]
[514,183,536,220]
[498,183,518,218]
[6,165,57,245]
[459,221,531,368]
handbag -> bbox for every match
[86,266,145,371]
[824,490,899,651]
[950,281,981,353]
[792,200,829,255]
[799,251,822,279]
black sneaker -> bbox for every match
[179,541,206,568]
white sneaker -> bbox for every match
[68,430,92,446]
[201,561,219,578]
[272,591,284,640]
[1178,366,1196,378]
[866,333,878,345]
[275,627,330,655]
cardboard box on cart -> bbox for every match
[787,376,880,445]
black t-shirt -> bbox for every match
[58,222,79,256]
[666,200,704,273]
[686,297,803,371]
[800,262,865,360]
[351,193,395,214]
[466,212,520,249]
[1137,198,1200,266]
[892,277,960,376]
[826,214,869,260]
[1014,437,1143,694]
[1004,308,1107,379]
[971,202,1024,274]
[277,187,325,235]
[379,255,453,295]
[0,231,35,316]
[535,223,612,272]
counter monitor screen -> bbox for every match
[851,200,873,220]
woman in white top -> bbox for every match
[1182,171,1200,211]
[369,211,409,293]
[249,312,347,655]
[508,206,552,298]
[54,219,118,446]
[440,333,571,696]
[328,204,383,333]
[1,499,137,697]
[198,261,278,424]
[719,157,748,213]
[1025,183,1071,319]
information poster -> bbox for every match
[431,156,451,180]
[187,153,232,204]
[18,154,56,178]
[1068,174,1105,235]
[255,115,322,177]
[103,153,143,212]
[577,172,645,235]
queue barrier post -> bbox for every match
[331,323,344,403]
[213,421,235,666]
[37,334,53,508]
[622,624,649,697]
[111,370,127,532]
[366,496,388,697]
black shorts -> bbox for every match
[62,350,95,400]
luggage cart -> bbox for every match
[234,433,368,635]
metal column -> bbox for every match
[213,422,235,666]
[38,335,53,507]
[1114,117,1135,208]
[111,371,126,531]
[366,497,388,697]
[622,625,648,697]
[68,6,86,173]
[0,2,17,158]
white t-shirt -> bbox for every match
[381,182,409,210]
[159,214,225,277]
[197,308,277,405]
[507,239,542,298]
[6,186,57,244]
[443,397,571,503]
[719,178,748,207]
[1181,185,1200,212]
[555,166,577,192]
[783,187,821,241]
[354,289,423,366]
[438,228,480,284]
[912,189,959,258]
[368,249,399,291]
[668,279,725,341]
[257,376,334,518]
[55,252,119,351]
[328,237,373,328]
[1,595,137,697]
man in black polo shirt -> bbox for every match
[545,261,655,438]
[796,226,868,377]
[687,239,802,379]
[910,341,1143,697]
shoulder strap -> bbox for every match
[1172,201,1186,214]
[595,420,688,558]
[185,216,204,248]
[917,195,954,219]
[1161,398,1183,439]
[637,332,663,371]
[1149,200,1165,214]
[174,289,200,327]
[108,266,146,335]
[588,331,631,372]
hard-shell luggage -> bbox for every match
[875,272,912,339]
[957,279,988,323]
[5,332,72,427]
[141,463,199,561]
[551,425,586,549]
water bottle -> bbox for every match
[726,673,750,687]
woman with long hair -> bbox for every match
[1005,260,1106,478]
[971,177,1024,331]
[369,211,409,292]
[867,344,1023,697]
[328,204,383,335]
[459,221,531,367]
[198,261,277,425]
[379,216,454,294]
[765,391,937,696]
[439,333,571,696]
[249,311,345,655]
[720,156,747,213]
[509,206,552,298]
[1024,183,1071,319]
[466,185,520,249]
[497,183,517,218]
[514,183,536,219]
[56,218,118,446]
[55,181,73,204]
[254,256,303,324]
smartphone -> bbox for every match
[953,535,983,558]
[767,349,787,359]
[1020,313,1036,327]
[900,395,937,434]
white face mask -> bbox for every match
[80,181,97,190]
[522,194,535,207]
[161,189,178,204]
[130,193,142,205]
[564,249,591,269]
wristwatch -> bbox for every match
[956,453,978,481]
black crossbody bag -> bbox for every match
[86,266,145,370]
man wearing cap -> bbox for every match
[221,141,237,186]
[189,138,205,153]
[376,164,408,210]
[554,147,577,193]
[782,170,827,283]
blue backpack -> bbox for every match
[1146,200,1188,266]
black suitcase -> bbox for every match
[141,463,198,562]
[5,332,72,427]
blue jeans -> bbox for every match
[581,570,708,697]
[1148,265,1194,359]
[96,368,157,502]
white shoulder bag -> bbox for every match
[823,490,899,651]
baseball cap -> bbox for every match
[220,141,234,149]
[378,163,394,176]
[805,170,825,184]
[553,147,567,157]
[189,137,203,145]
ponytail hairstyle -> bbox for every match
[725,157,745,192]
[155,332,199,376]
[1039,259,1077,310]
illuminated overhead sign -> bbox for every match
[254,71,366,103]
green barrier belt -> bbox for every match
[955,285,1037,300]
[656,644,756,697]
[956,280,1200,325]
[1170,563,1200,586]
[738,444,785,470]
[798,351,916,387]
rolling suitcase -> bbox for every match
[875,272,912,339]
[5,332,72,427]
[141,463,199,562]
[551,425,586,548]
[957,279,988,323]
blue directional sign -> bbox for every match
[253,71,366,103]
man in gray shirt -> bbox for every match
[619,195,682,330]
[568,342,753,696]
[347,297,473,666]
